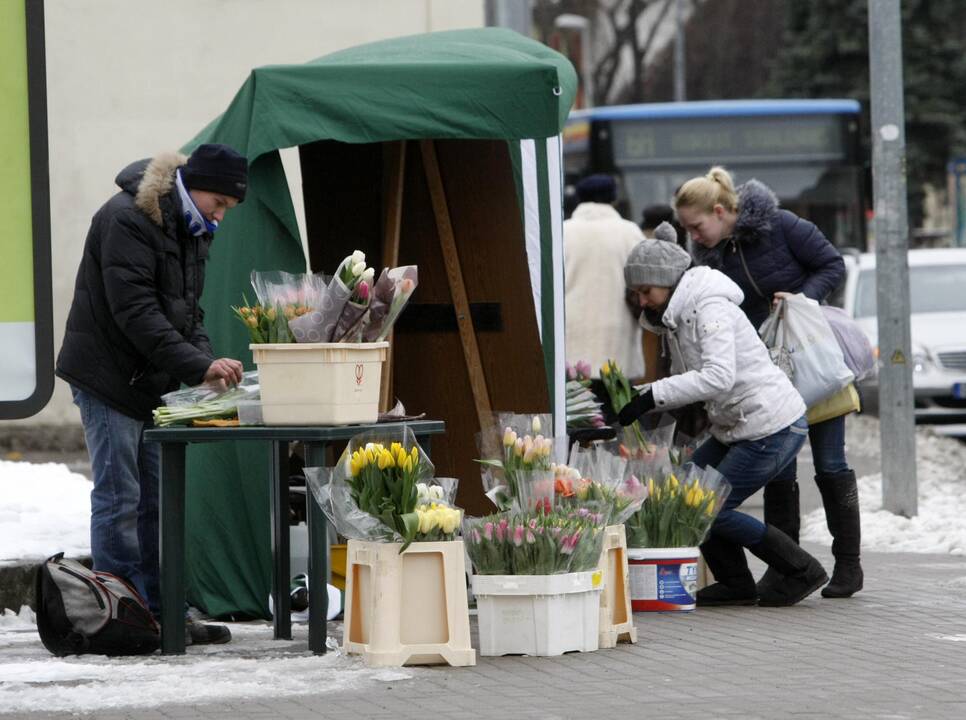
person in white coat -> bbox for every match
[564,174,645,380]
[617,225,828,607]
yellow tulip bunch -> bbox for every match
[349,442,419,477]
[627,469,729,548]
[599,358,649,451]
[415,502,463,540]
[343,440,426,550]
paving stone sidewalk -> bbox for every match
[4,543,966,720]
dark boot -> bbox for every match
[751,525,828,607]
[816,471,864,598]
[185,618,232,645]
[696,535,757,606]
[756,480,801,595]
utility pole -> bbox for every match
[868,0,917,516]
[554,14,594,108]
[485,0,532,37]
[674,0,686,101]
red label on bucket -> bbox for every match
[628,552,698,612]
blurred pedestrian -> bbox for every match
[674,166,861,601]
[618,226,827,607]
[56,144,249,643]
[564,173,645,382]
[640,203,686,248]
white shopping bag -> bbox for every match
[760,294,854,407]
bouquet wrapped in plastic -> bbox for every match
[476,413,556,511]
[363,265,418,342]
[306,427,460,551]
[462,504,609,576]
[553,443,648,526]
[624,463,731,549]
[565,360,605,431]
[233,254,418,345]
[232,270,326,343]
[152,371,260,426]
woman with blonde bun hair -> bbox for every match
[674,165,861,604]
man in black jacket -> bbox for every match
[57,144,248,644]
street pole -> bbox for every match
[868,0,917,516]
[484,0,532,37]
[674,0,686,102]
[554,14,593,108]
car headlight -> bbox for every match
[912,347,931,373]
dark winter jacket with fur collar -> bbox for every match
[57,152,215,420]
[692,180,845,329]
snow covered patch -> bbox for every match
[0,619,414,714]
[803,418,966,555]
[0,460,92,566]
[0,605,36,628]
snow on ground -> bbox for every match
[802,415,966,555]
[0,460,91,566]
[0,608,413,714]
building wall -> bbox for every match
[6,0,483,430]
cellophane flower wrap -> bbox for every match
[566,360,605,431]
[462,504,609,576]
[624,463,731,548]
[363,266,419,342]
[554,443,648,526]
[615,413,676,466]
[292,251,375,342]
[413,477,463,543]
[476,413,556,511]
[233,270,327,343]
[306,426,442,551]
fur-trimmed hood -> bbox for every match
[731,179,780,246]
[114,152,187,227]
[690,179,779,268]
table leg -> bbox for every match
[269,440,291,640]
[159,442,186,655]
[304,442,329,655]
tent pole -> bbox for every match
[380,140,407,412]
[419,139,493,431]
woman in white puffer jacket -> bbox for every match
[617,225,828,607]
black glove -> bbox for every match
[618,389,655,426]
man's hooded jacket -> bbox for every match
[57,152,215,420]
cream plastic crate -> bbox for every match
[343,539,475,667]
[251,342,389,425]
[471,571,603,657]
[597,525,637,648]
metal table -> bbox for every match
[142,420,445,655]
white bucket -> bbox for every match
[627,547,699,612]
[251,342,389,425]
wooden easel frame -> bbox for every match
[419,140,493,431]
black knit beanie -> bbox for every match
[182,144,248,202]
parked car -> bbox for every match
[836,248,966,424]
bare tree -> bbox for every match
[533,0,674,106]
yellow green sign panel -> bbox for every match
[0,0,52,418]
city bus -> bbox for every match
[563,99,868,250]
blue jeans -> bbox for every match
[691,416,809,547]
[772,413,850,483]
[72,387,160,615]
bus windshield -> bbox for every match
[563,100,867,251]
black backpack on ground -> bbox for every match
[36,553,160,656]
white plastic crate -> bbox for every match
[471,571,603,657]
[251,342,388,425]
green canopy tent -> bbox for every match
[182,27,577,618]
